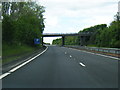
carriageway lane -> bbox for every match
[3,46,118,88]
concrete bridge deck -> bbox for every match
[42,32,92,46]
[42,32,92,37]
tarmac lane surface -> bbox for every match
[2,46,118,88]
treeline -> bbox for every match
[52,15,120,48]
[52,36,79,45]
[85,21,120,47]
[52,38,62,45]
[2,2,45,46]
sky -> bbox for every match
[36,0,119,44]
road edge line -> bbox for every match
[0,46,48,79]
[67,47,120,60]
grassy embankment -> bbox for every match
[2,43,42,65]
[87,45,120,49]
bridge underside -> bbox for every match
[42,33,91,46]
[42,36,89,46]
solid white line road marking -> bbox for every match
[79,62,86,67]
[95,53,119,60]
[9,59,32,73]
[68,48,120,60]
[0,47,48,79]
[0,73,10,79]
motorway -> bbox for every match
[2,46,118,88]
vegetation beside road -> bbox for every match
[52,13,120,48]
[2,43,43,64]
[2,2,45,64]
[2,2,45,46]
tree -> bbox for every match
[2,2,45,46]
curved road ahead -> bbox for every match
[3,46,118,88]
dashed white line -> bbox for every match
[70,55,72,58]
[0,46,48,79]
[79,62,86,67]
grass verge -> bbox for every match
[2,43,42,65]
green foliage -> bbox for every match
[2,43,39,64]
[52,38,62,45]
[65,36,78,45]
[81,24,107,33]
[92,21,119,48]
[2,2,45,46]
[52,21,120,48]
[2,15,15,44]
[2,2,45,64]
[52,36,79,45]
[3,43,35,57]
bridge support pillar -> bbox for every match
[62,36,65,46]
[80,36,86,46]
[41,37,43,46]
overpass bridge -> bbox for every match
[42,32,92,46]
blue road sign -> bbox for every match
[34,38,40,44]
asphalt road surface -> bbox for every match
[2,46,118,88]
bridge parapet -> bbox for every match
[43,33,78,35]
[42,32,92,37]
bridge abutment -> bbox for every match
[62,36,65,46]
[80,36,86,46]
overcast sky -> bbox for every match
[37,0,119,44]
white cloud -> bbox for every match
[45,16,59,27]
